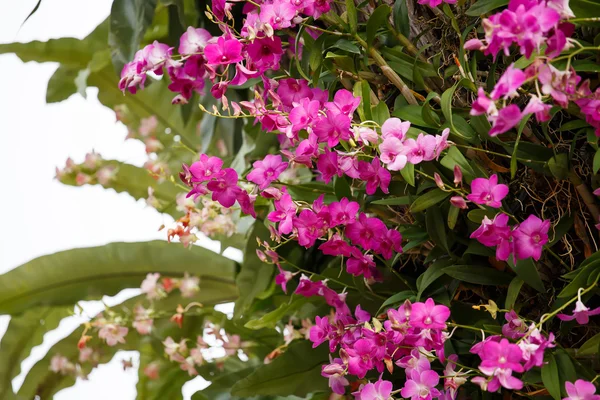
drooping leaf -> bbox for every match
[234,221,274,319]
[109,0,159,73]
[231,340,329,397]
[0,241,237,314]
[505,277,524,310]
[541,353,561,400]
[0,307,71,399]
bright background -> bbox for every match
[0,0,221,397]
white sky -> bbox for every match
[0,0,228,397]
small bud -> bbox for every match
[384,357,394,374]
[434,173,445,190]
[78,335,92,349]
[450,196,468,209]
[453,165,463,187]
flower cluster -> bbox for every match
[140,272,200,300]
[470,213,550,261]
[55,152,117,187]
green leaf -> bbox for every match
[333,39,361,54]
[511,114,531,179]
[466,0,508,16]
[541,353,561,400]
[345,0,358,33]
[234,221,274,319]
[548,214,574,246]
[377,291,416,314]
[394,105,438,128]
[571,0,600,18]
[393,0,410,37]
[508,258,545,293]
[578,332,600,356]
[467,208,497,223]
[371,196,410,205]
[401,163,415,186]
[0,241,236,314]
[334,176,352,200]
[558,259,600,298]
[245,297,313,330]
[447,205,459,230]
[505,277,524,310]
[417,259,453,300]
[440,147,477,182]
[443,265,512,285]
[109,0,159,73]
[426,207,449,251]
[547,153,569,180]
[0,307,71,399]
[46,65,79,103]
[231,340,329,397]
[0,20,109,67]
[410,189,450,213]
[367,5,391,47]
[593,148,600,174]
[372,101,391,126]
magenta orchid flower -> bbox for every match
[563,380,600,400]
[467,175,508,208]
[558,288,600,325]
[247,154,288,190]
[357,157,391,195]
[403,133,437,164]
[204,36,243,65]
[513,214,550,261]
[321,357,349,395]
[381,117,411,140]
[313,110,352,147]
[379,137,408,171]
[328,198,360,226]
[356,379,393,400]
[206,168,241,207]
[410,298,451,330]
[470,213,513,261]
[325,89,361,116]
[489,104,523,136]
[316,149,341,184]
[189,154,224,182]
[490,64,526,100]
[178,27,212,56]
[401,369,442,400]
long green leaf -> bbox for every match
[231,340,329,397]
[410,189,450,213]
[443,265,512,286]
[109,0,158,72]
[0,241,237,314]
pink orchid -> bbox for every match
[523,95,552,122]
[489,105,522,136]
[295,275,326,297]
[345,213,387,251]
[141,41,172,73]
[310,315,332,348]
[98,323,128,347]
[478,338,524,390]
[321,357,349,395]
[268,192,296,234]
[178,27,212,56]
[358,157,391,195]
[490,64,526,100]
[313,111,352,147]
[377,228,403,260]
[396,348,431,375]
[471,88,497,116]
[339,155,361,179]
[347,338,375,378]
[294,209,327,247]
[277,78,312,108]
[513,214,550,261]
[563,380,600,400]
[325,89,361,116]
[207,168,241,207]
[289,98,320,133]
[410,298,451,330]
[275,264,295,293]
[502,310,528,339]
[467,175,508,208]
[403,133,437,164]
[247,154,288,190]
[189,154,224,182]
[346,248,378,279]
[379,137,408,171]
[356,379,393,400]
[246,36,284,71]
[259,1,297,30]
[444,355,468,399]
[204,36,243,65]
[558,288,600,325]
[382,117,411,140]
[316,149,341,184]
[401,369,442,400]
[318,234,354,257]
[329,198,360,226]
[470,213,513,261]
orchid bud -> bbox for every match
[594,187,600,196]
[322,363,345,377]
[450,196,468,209]
[434,173,445,189]
[453,165,463,186]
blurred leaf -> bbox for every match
[593,148,600,174]
[410,189,450,213]
[371,196,410,205]
[541,353,561,400]
[571,0,600,18]
[547,153,569,180]
[231,340,329,397]
[0,241,236,314]
[466,0,508,16]
[20,0,43,27]
[334,176,352,200]
[0,307,71,399]
[401,163,415,186]
[235,221,274,319]
[443,265,512,285]
[345,0,358,32]
[46,65,79,103]
[245,297,313,330]
[109,0,158,73]
[372,101,391,126]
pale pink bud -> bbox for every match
[450,196,468,209]
[434,173,445,189]
[453,165,463,187]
